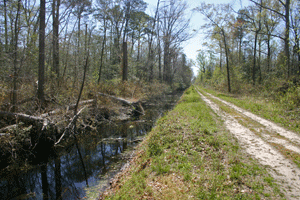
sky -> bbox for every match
[144,0,247,75]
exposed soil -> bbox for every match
[195,87,300,200]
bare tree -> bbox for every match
[160,0,190,84]
[195,3,233,92]
[250,0,291,78]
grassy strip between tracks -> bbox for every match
[198,85,300,135]
[99,86,284,200]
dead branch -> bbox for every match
[54,105,88,146]
[0,124,20,133]
[0,111,44,125]
[40,99,96,118]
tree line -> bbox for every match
[0,0,193,111]
[194,0,299,93]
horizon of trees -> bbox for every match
[0,0,193,111]
[194,0,299,93]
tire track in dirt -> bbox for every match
[205,92,300,146]
[195,87,300,200]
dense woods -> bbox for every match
[0,0,193,114]
[194,0,300,98]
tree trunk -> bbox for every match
[122,42,128,81]
[38,0,46,104]
[74,51,89,114]
[222,29,231,93]
[52,0,60,82]
[267,34,271,72]
[253,31,258,85]
[74,12,82,88]
[157,19,162,82]
[158,41,162,82]
[163,40,172,84]
[258,38,262,84]
[285,0,290,78]
[137,36,140,61]
[253,1,262,85]
[219,40,222,69]
[238,37,242,64]
[4,0,8,52]
[11,0,21,112]
[148,0,160,82]
[98,18,107,84]
[122,1,130,82]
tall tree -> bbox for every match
[4,0,8,53]
[122,0,130,82]
[290,0,300,74]
[11,0,22,111]
[96,0,109,83]
[160,0,190,84]
[147,0,160,82]
[242,3,262,85]
[195,3,233,92]
[260,1,280,73]
[38,0,46,103]
[250,0,291,78]
[52,0,60,81]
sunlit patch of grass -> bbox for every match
[101,86,285,199]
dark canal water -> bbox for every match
[0,92,182,200]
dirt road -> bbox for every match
[195,87,300,200]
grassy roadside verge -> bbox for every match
[198,86,300,134]
[99,86,283,199]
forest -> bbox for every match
[195,0,300,96]
[1,0,299,120]
[0,0,193,115]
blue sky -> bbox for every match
[144,0,247,75]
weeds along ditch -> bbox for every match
[0,90,183,200]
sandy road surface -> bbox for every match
[195,87,300,200]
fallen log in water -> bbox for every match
[97,93,144,115]
[98,93,138,105]
[40,99,96,118]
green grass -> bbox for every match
[100,86,284,199]
[198,86,300,134]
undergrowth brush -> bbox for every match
[0,79,169,115]
[100,86,283,199]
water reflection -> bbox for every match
[0,92,182,199]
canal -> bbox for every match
[0,91,183,200]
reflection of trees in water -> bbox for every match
[0,92,183,199]
[55,156,62,200]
